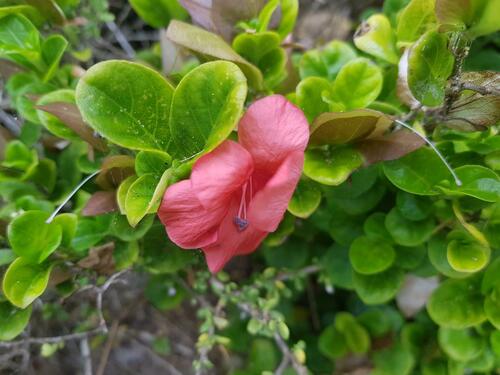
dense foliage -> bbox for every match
[0,0,499,373]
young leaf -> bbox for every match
[331,58,383,110]
[354,13,399,64]
[130,0,187,28]
[396,0,436,46]
[168,61,247,160]
[41,34,67,81]
[446,231,490,273]
[0,302,32,341]
[304,147,364,186]
[295,77,331,122]
[8,210,62,263]
[299,40,357,81]
[2,258,53,309]
[166,20,263,89]
[76,60,175,152]
[125,174,159,226]
[407,31,454,107]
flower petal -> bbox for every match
[248,151,304,232]
[239,95,309,173]
[202,198,267,273]
[158,180,227,249]
[191,140,253,209]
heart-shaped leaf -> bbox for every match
[2,258,52,309]
[8,210,62,263]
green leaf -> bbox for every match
[129,0,187,28]
[318,324,349,360]
[427,276,486,328]
[322,244,354,290]
[331,58,383,110]
[71,215,112,252]
[117,175,137,215]
[335,312,371,354]
[353,267,404,304]
[287,179,321,219]
[110,214,155,241]
[114,241,140,270]
[437,165,500,202]
[52,213,77,248]
[364,212,392,240]
[354,13,399,64]
[2,140,38,171]
[299,40,357,81]
[76,60,174,151]
[373,344,415,375]
[2,258,52,309]
[481,256,500,294]
[36,89,80,140]
[435,0,471,31]
[0,14,41,70]
[295,77,331,123]
[396,0,436,46]
[25,0,66,25]
[276,0,298,39]
[309,109,392,146]
[394,245,426,270]
[0,5,44,25]
[396,191,433,221]
[446,231,490,273]
[383,148,451,195]
[304,147,364,186]
[407,31,454,106]
[125,174,159,226]
[41,34,67,81]
[349,236,396,275]
[428,234,470,278]
[168,61,247,160]
[484,285,500,329]
[232,31,286,89]
[145,276,186,310]
[8,211,62,263]
[385,207,434,246]
[166,20,263,90]
[438,327,486,362]
[135,150,171,177]
[0,302,32,341]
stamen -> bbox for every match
[234,180,252,232]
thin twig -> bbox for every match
[105,21,136,58]
[80,337,93,375]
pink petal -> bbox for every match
[158,180,227,249]
[248,151,304,232]
[202,198,267,273]
[239,95,309,173]
[191,140,253,209]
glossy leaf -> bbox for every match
[168,61,247,159]
[407,31,454,106]
[304,147,364,186]
[287,179,321,219]
[428,235,469,279]
[2,258,52,309]
[76,60,174,151]
[354,13,399,64]
[8,210,62,263]
[383,148,451,195]
[299,40,357,81]
[331,58,383,110]
[446,231,490,273]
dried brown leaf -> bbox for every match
[78,242,115,275]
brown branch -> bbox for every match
[460,82,500,97]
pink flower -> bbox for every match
[158,95,309,273]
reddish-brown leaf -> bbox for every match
[82,191,119,217]
[35,102,108,151]
[95,155,136,190]
[78,242,115,275]
[356,129,425,165]
[0,59,24,80]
